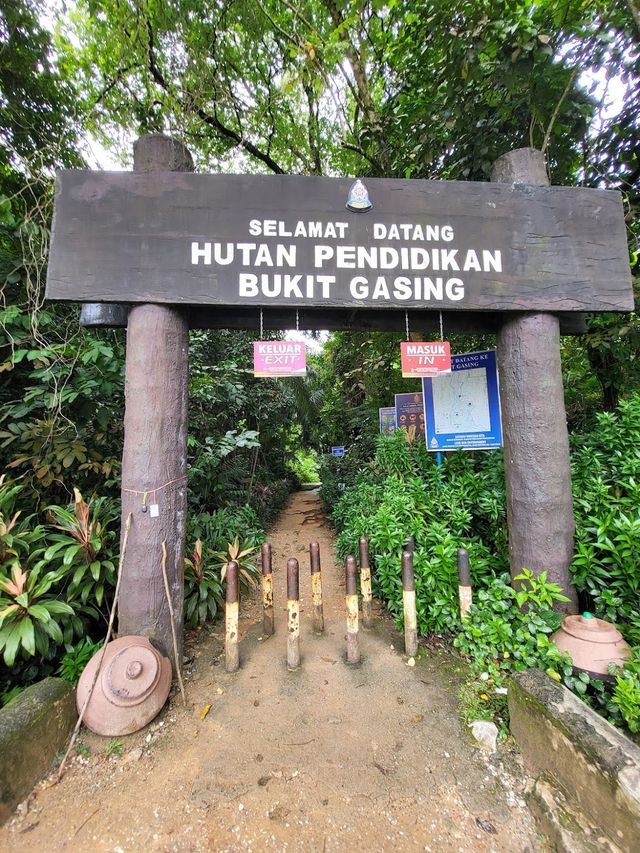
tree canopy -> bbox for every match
[55,0,638,192]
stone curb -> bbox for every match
[509,669,640,852]
[0,678,77,824]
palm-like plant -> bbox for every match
[0,475,47,567]
[0,562,74,666]
[213,537,258,588]
[183,539,224,627]
[45,489,117,608]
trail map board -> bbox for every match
[46,173,633,315]
[423,350,502,451]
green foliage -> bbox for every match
[289,448,320,484]
[331,414,640,737]
[454,572,569,733]
[75,741,90,758]
[58,637,102,686]
[184,505,264,628]
[1,683,24,708]
[0,474,47,568]
[104,738,124,757]
[454,574,565,675]
[0,0,83,179]
[570,397,640,644]
[611,648,640,734]
[184,539,224,628]
[331,433,508,635]
[45,489,119,612]
[187,505,265,553]
[0,562,75,666]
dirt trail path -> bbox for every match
[1,491,541,852]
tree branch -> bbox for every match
[145,17,286,173]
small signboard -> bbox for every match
[253,340,306,377]
[422,350,502,451]
[395,393,425,442]
[331,446,346,457]
[379,406,397,435]
[401,341,451,377]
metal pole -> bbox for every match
[359,538,373,628]
[402,551,418,657]
[403,536,415,557]
[457,548,473,621]
[309,542,324,634]
[345,556,360,664]
[261,543,274,637]
[287,558,301,670]
[225,561,240,673]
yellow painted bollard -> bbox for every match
[401,551,418,657]
[457,547,473,620]
[359,537,373,628]
[309,541,324,634]
[287,558,301,671]
[261,542,274,636]
[345,556,360,664]
[225,560,240,673]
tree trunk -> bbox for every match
[117,134,193,667]
[492,148,578,613]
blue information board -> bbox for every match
[331,446,346,457]
[422,350,502,451]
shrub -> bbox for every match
[0,562,76,666]
[45,489,119,617]
[58,637,102,685]
[611,648,640,734]
[331,432,507,634]
[570,396,640,644]
[183,540,224,628]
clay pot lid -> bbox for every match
[560,612,624,644]
[77,636,172,736]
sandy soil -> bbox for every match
[1,491,543,852]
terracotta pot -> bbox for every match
[76,635,172,736]
[551,613,631,679]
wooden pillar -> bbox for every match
[492,148,577,613]
[118,134,193,664]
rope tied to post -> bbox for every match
[122,475,188,512]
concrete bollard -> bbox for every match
[401,551,418,657]
[309,541,324,634]
[225,560,240,673]
[359,537,373,628]
[287,558,301,670]
[457,547,473,620]
[345,555,361,664]
[261,542,274,637]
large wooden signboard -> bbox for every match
[46,172,633,313]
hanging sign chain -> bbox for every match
[296,309,300,334]
[260,308,264,339]
[439,311,444,342]
[405,310,410,341]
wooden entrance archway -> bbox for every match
[46,134,633,665]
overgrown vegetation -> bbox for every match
[324,423,640,738]
[0,476,268,702]
[1,0,639,741]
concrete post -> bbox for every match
[492,148,577,613]
[118,134,193,663]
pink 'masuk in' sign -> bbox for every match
[253,341,307,377]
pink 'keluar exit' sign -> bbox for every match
[401,341,452,378]
[253,341,307,377]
